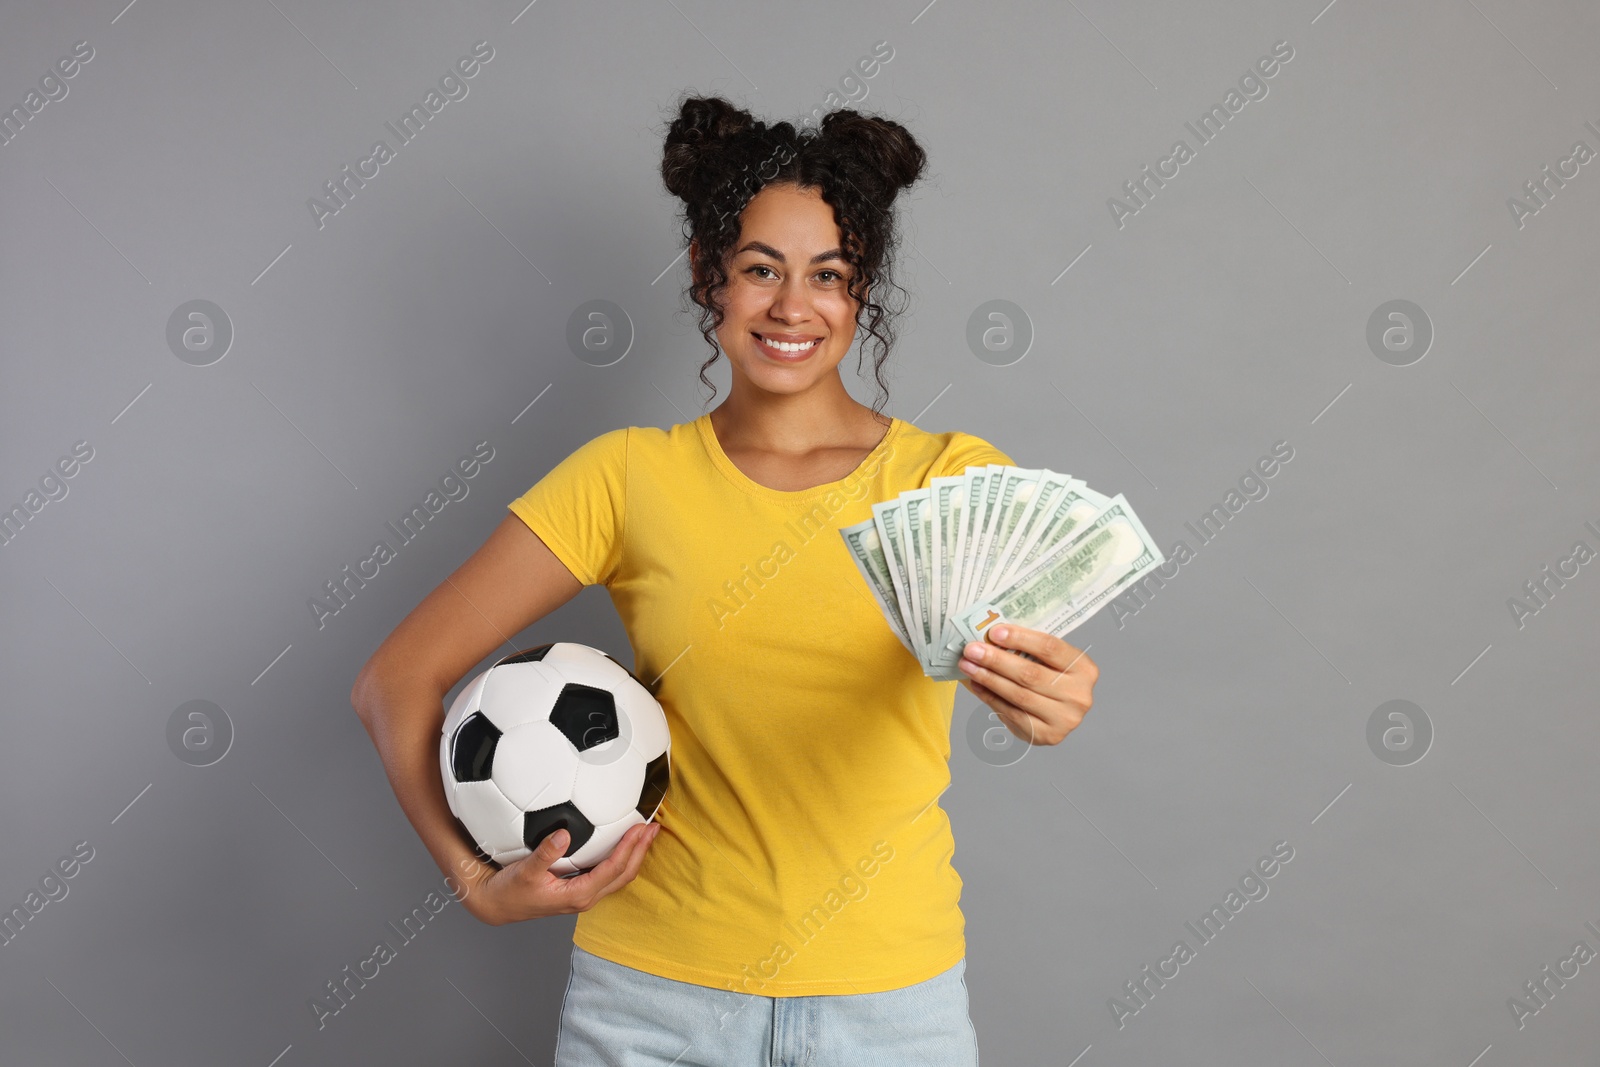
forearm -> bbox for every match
[351,667,495,906]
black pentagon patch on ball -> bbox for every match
[451,711,500,782]
[497,643,554,666]
[523,802,595,857]
[548,683,620,752]
[637,753,670,821]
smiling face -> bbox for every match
[703,182,863,398]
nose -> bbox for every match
[766,276,814,325]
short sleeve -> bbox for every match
[933,431,1015,478]
[507,427,628,587]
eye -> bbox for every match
[817,269,844,284]
[746,264,777,279]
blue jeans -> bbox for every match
[554,944,980,1066]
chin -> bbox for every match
[743,366,821,394]
[727,349,824,385]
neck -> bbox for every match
[709,371,888,454]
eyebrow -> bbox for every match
[734,240,846,265]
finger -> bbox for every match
[584,823,657,903]
[960,649,1053,718]
[963,639,1054,706]
[558,823,651,901]
[592,823,659,904]
[972,655,1090,741]
[984,624,1085,676]
[964,675,1038,741]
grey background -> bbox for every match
[3,0,1597,1063]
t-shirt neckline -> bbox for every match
[694,412,902,503]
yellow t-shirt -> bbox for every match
[506,412,1014,995]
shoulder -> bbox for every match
[567,421,703,472]
[567,425,631,459]
[895,420,1016,477]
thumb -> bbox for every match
[518,829,568,880]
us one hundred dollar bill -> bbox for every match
[950,494,1163,652]
[839,465,1162,680]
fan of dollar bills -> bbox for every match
[839,466,1164,680]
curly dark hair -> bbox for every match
[660,95,927,416]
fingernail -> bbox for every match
[990,625,1008,640]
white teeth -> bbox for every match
[762,336,819,353]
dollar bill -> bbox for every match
[871,496,923,662]
[901,488,937,667]
[929,474,967,668]
[966,466,1043,612]
[952,494,1164,648]
[839,516,916,655]
[955,465,1007,612]
[992,478,1111,592]
[943,465,988,626]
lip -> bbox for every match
[752,332,823,363]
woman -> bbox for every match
[350,95,1099,1065]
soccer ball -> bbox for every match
[440,642,671,877]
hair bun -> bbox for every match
[662,96,759,202]
[818,109,926,198]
